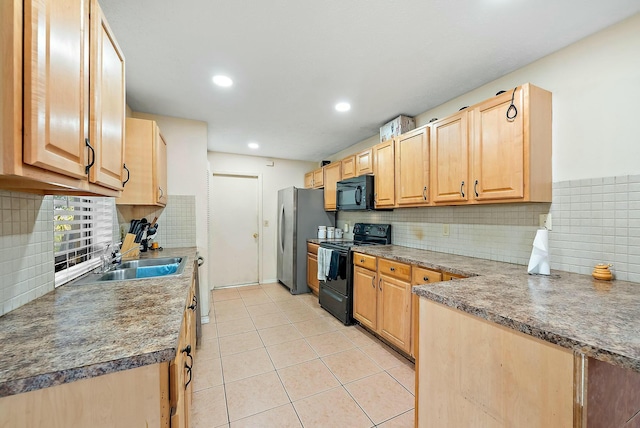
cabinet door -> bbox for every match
[307,252,319,294]
[304,172,314,188]
[341,156,356,179]
[471,87,524,201]
[378,274,412,354]
[313,168,324,188]
[118,118,153,205]
[373,140,395,208]
[395,127,430,206]
[156,131,168,205]
[89,0,125,190]
[355,149,373,176]
[431,112,469,203]
[323,162,342,211]
[23,0,89,179]
[411,267,442,359]
[353,266,377,331]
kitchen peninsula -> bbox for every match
[352,245,640,427]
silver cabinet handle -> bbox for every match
[423,186,427,200]
[379,278,382,291]
[159,187,164,199]
[474,179,479,198]
[460,181,465,198]
[371,276,375,288]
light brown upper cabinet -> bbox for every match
[117,118,168,206]
[431,111,470,204]
[323,162,342,211]
[313,167,324,188]
[0,0,125,197]
[470,84,552,203]
[341,155,356,179]
[395,126,430,207]
[89,0,126,191]
[355,149,374,176]
[304,172,314,188]
[373,139,395,208]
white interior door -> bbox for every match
[210,174,259,287]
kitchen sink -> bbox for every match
[69,256,187,286]
[118,257,183,269]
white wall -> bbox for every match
[131,112,210,318]
[330,13,640,182]
[207,152,316,283]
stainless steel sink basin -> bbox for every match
[99,268,137,281]
[69,256,187,286]
[118,257,183,269]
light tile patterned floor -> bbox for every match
[191,282,415,428]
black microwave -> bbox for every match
[336,175,375,211]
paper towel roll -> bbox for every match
[527,229,550,275]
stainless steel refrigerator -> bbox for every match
[277,187,335,294]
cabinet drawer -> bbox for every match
[307,243,319,255]
[412,267,443,285]
[353,252,376,270]
[443,272,467,281]
[378,258,411,281]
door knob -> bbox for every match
[253,233,259,238]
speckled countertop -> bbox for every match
[352,245,640,373]
[0,247,197,397]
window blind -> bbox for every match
[54,196,114,287]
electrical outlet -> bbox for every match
[539,214,552,230]
[443,224,450,236]
[264,220,269,227]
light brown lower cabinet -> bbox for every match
[307,243,319,295]
[353,254,413,355]
[417,298,574,427]
[0,279,197,428]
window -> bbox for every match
[53,196,114,287]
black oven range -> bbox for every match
[318,223,391,325]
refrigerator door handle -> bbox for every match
[279,203,285,253]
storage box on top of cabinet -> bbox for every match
[0,0,125,197]
[380,115,415,142]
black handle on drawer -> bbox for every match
[360,259,365,263]
[423,276,429,282]
[184,362,192,389]
[390,267,395,272]
[182,344,194,369]
[188,295,197,310]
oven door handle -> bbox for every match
[355,186,363,205]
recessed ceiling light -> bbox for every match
[212,75,233,87]
[335,102,351,112]
[248,142,259,149]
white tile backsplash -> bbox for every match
[0,191,55,316]
[339,174,640,283]
[116,195,196,249]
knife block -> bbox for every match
[121,233,140,261]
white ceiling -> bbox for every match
[99,0,639,162]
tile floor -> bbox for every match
[191,282,415,427]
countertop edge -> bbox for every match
[0,348,176,397]
[414,286,640,373]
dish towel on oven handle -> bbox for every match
[328,250,340,280]
[317,247,332,281]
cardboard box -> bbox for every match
[380,115,415,142]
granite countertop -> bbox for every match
[352,245,640,374]
[0,247,198,397]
